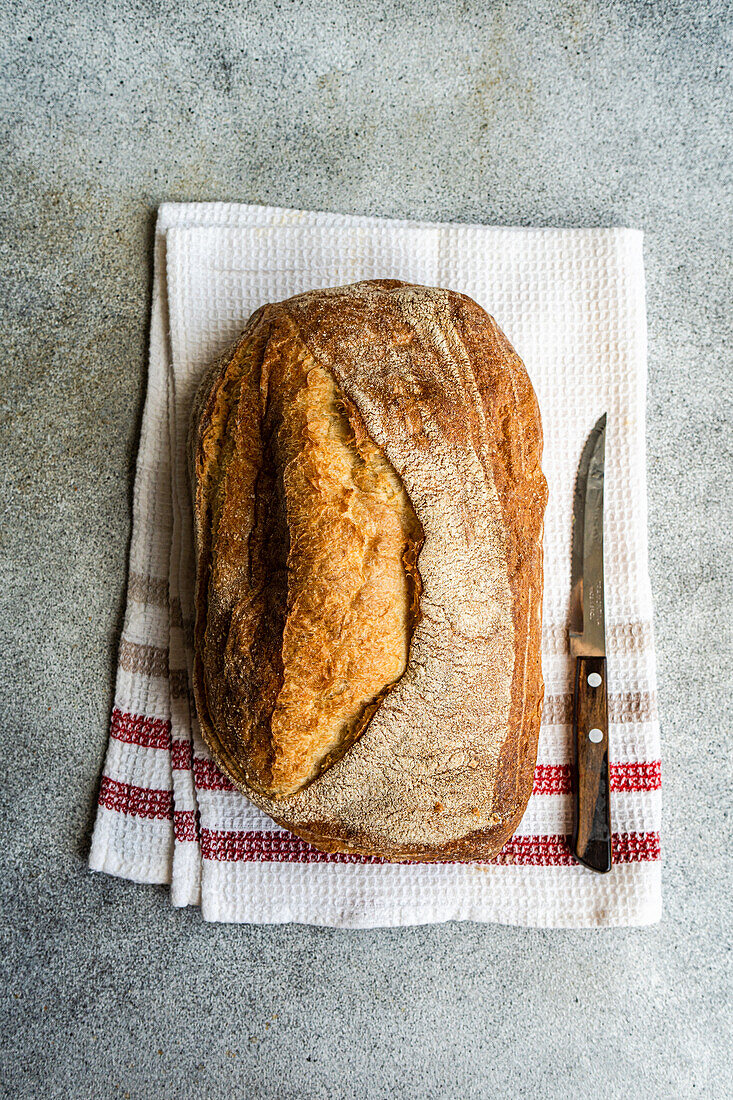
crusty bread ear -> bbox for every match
[191,326,423,799]
[190,280,547,862]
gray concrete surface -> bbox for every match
[1,1,731,1097]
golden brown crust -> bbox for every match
[190,311,424,799]
[190,280,547,861]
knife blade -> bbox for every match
[569,414,612,873]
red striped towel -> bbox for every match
[89,204,662,926]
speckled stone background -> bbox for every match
[1,2,731,1098]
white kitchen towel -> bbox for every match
[89,202,662,926]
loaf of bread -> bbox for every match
[189,280,547,861]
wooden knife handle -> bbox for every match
[572,655,612,873]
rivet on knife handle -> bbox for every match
[572,655,612,873]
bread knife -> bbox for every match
[568,414,612,873]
